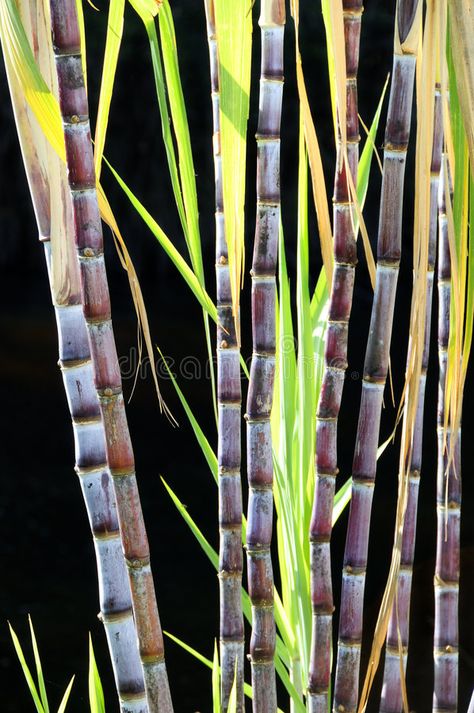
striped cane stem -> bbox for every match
[245,1,284,711]
[433,151,460,713]
[203,1,244,709]
[2,25,147,713]
[48,1,173,710]
[47,244,148,713]
[333,2,421,710]
[308,3,362,711]
[380,87,443,713]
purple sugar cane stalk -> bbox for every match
[245,1,285,711]
[433,149,460,713]
[2,18,148,713]
[333,2,421,711]
[48,1,173,709]
[308,3,363,711]
[203,1,244,709]
[380,86,443,713]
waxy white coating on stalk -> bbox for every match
[433,154,460,713]
[2,35,148,708]
[333,3,420,710]
[309,3,362,710]
[50,250,148,713]
[246,2,285,711]
[380,88,442,713]
[203,1,244,709]
[48,0,173,709]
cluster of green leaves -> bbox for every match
[9,617,105,713]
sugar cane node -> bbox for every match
[126,556,151,569]
[75,463,108,476]
[72,414,102,425]
[99,607,135,624]
[58,356,91,369]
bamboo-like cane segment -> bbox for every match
[380,87,443,713]
[433,153,460,713]
[48,2,173,710]
[203,1,244,709]
[245,2,284,711]
[308,3,362,711]
[49,253,149,713]
[2,16,147,713]
[333,3,421,710]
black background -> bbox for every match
[0,1,473,711]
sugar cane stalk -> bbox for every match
[308,3,362,711]
[333,3,421,710]
[245,1,284,711]
[203,1,244,709]
[380,86,443,713]
[2,12,148,712]
[48,1,173,709]
[51,260,149,713]
[433,151,460,713]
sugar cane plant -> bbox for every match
[203,0,245,708]
[2,4,147,711]
[379,86,443,713]
[308,1,362,710]
[333,2,421,710]
[245,1,285,710]
[2,0,474,711]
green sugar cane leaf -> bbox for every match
[56,677,74,713]
[272,225,296,505]
[162,477,290,666]
[164,633,288,711]
[8,622,45,713]
[88,635,105,713]
[464,174,474,374]
[161,477,219,569]
[227,666,238,713]
[274,655,306,713]
[212,641,220,713]
[28,616,49,713]
[163,633,254,701]
[94,0,125,179]
[131,0,218,425]
[296,120,316,521]
[158,0,203,280]
[75,0,87,85]
[333,476,352,526]
[357,75,389,212]
[158,350,218,482]
[128,1,189,249]
[104,158,217,322]
[213,0,252,320]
